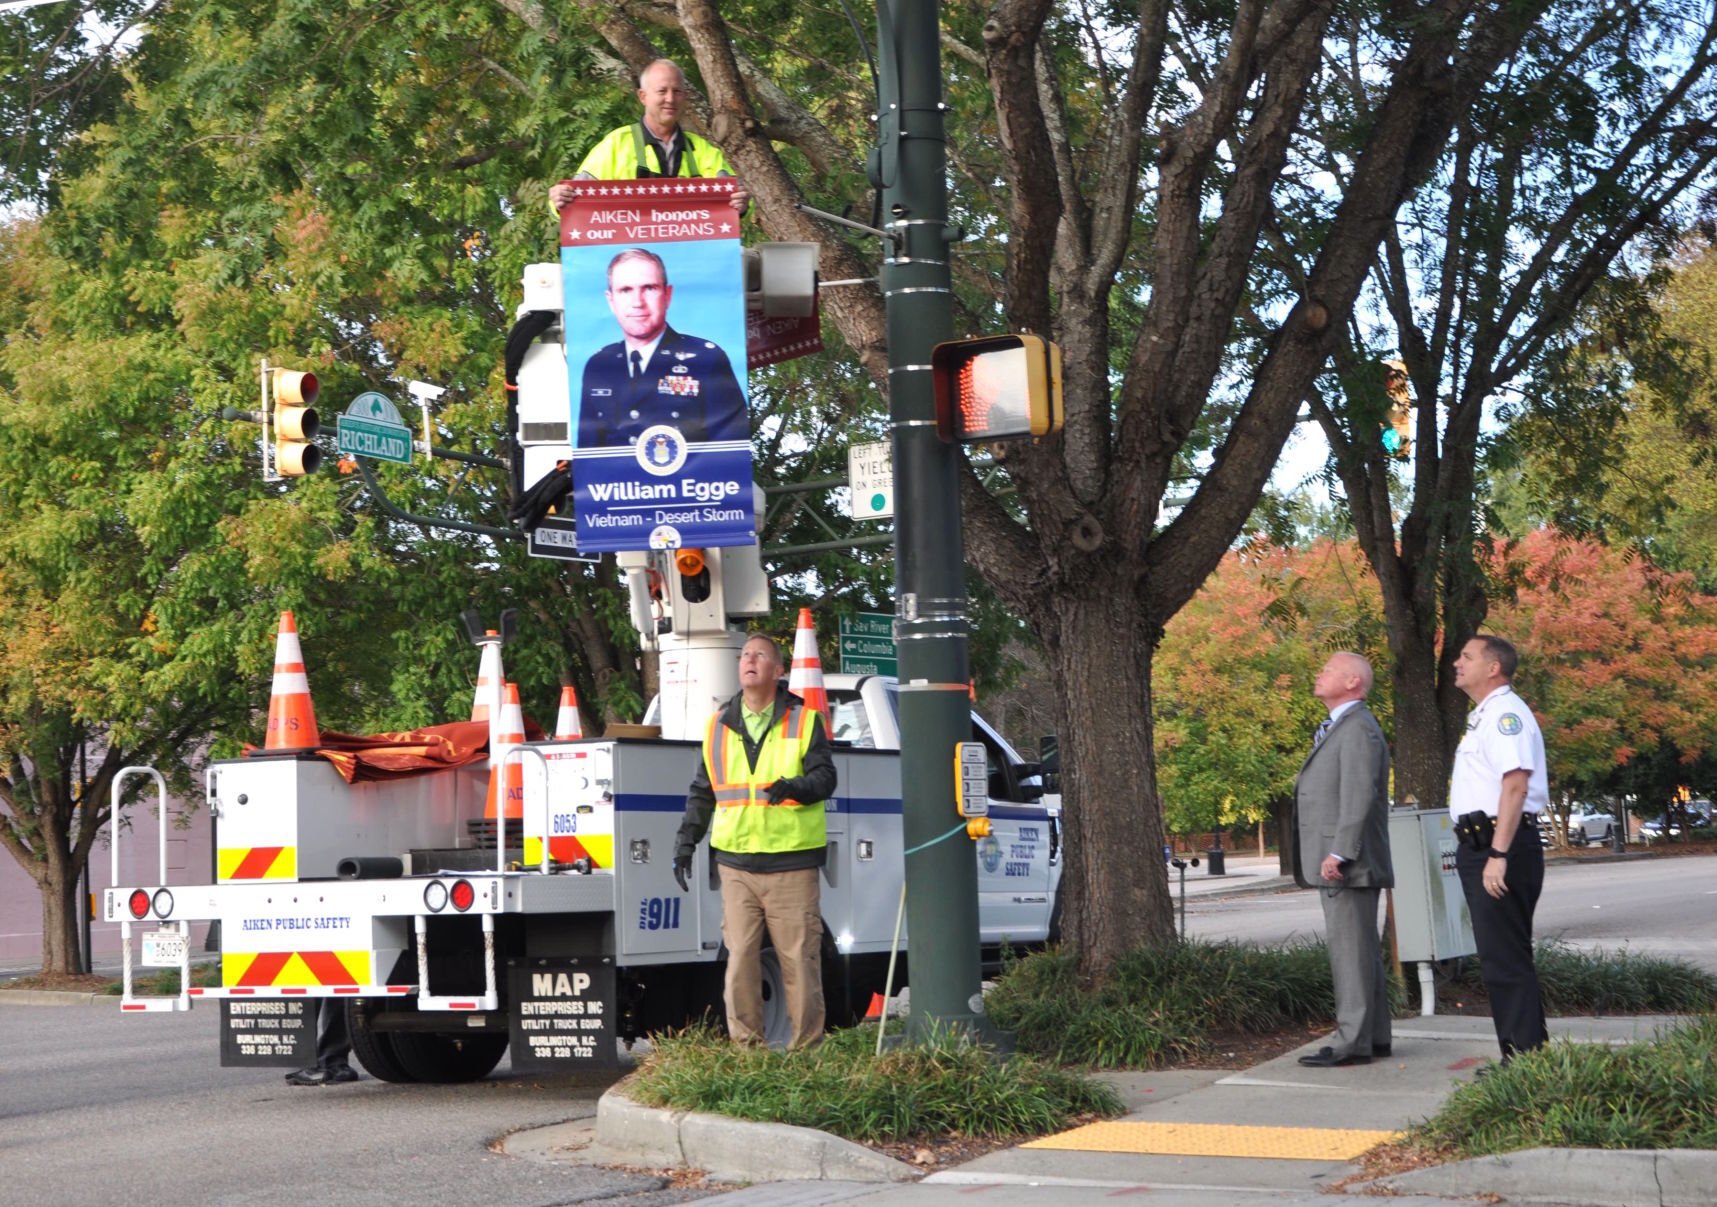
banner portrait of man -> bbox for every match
[576,248,747,448]
[560,179,756,553]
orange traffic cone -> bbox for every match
[264,611,320,750]
[554,684,584,739]
[483,682,526,820]
[470,630,503,724]
[788,607,828,719]
[865,992,886,1020]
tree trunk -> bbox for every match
[1047,579,1175,977]
[1386,638,1450,813]
[1270,795,1296,876]
[39,844,80,975]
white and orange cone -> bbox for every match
[554,684,584,739]
[484,682,526,820]
[787,607,828,720]
[264,610,320,750]
[470,630,504,725]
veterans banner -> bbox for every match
[561,179,755,553]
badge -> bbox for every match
[658,375,700,397]
[1498,713,1522,735]
[673,350,697,362]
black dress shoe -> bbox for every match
[1372,1043,1392,1057]
[1297,1046,1371,1067]
[285,1065,359,1086]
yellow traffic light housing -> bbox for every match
[1382,359,1411,461]
[932,334,1064,443]
[272,367,321,476]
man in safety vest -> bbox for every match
[549,59,751,214]
[673,633,836,1049]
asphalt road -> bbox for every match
[1186,852,1717,974]
[0,1002,709,1207]
[4,853,1708,1207]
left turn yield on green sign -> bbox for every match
[336,392,413,464]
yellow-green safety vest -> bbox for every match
[703,703,826,855]
[574,123,733,182]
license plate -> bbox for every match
[141,929,186,967]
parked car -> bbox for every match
[1544,804,1616,847]
[1639,800,1714,842]
[1568,806,1616,845]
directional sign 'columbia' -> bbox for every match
[560,179,755,553]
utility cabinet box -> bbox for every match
[1389,808,1476,962]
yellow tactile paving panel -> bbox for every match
[1022,1121,1400,1161]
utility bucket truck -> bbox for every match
[104,265,1060,1083]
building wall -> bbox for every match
[0,791,213,968]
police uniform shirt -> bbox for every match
[1449,684,1549,820]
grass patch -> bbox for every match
[1448,941,1717,1015]
[986,939,1352,1068]
[627,1022,1123,1144]
[101,961,222,996]
[1413,1013,1717,1154]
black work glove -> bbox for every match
[765,778,806,805]
[672,851,693,892]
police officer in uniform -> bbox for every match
[549,59,750,213]
[672,633,836,1050]
[578,248,746,447]
[1450,633,1550,1062]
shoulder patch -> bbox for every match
[1498,713,1523,735]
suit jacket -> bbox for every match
[1293,704,1393,891]
[577,326,746,448]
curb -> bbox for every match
[587,1080,920,1184]
[1356,1147,1717,1206]
[0,990,113,1006]
[1184,875,1296,901]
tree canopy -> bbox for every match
[7,0,1716,981]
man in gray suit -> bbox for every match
[1294,651,1394,1068]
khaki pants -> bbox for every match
[720,865,824,1049]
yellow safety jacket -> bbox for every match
[574,123,734,182]
[704,700,826,855]
[675,686,836,872]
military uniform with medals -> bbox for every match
[577,327,746,448]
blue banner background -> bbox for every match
[562,193,754,552]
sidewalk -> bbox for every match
[1165,850,1294,898]
[509,1012,1717,1207]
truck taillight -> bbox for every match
[128,889,151,919]
[152,889,174,917]
[450,879,476,911]
[424,881,448,912]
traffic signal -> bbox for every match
[742,243,819,317]
[1382,359,1411,461]
[272,368,321,476]
[932,334,1063,443]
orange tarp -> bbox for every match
[244,718,547,783]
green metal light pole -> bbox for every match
[875,0,989,1042]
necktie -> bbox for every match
[1313,718,1332,749]
[630,350,643,379]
